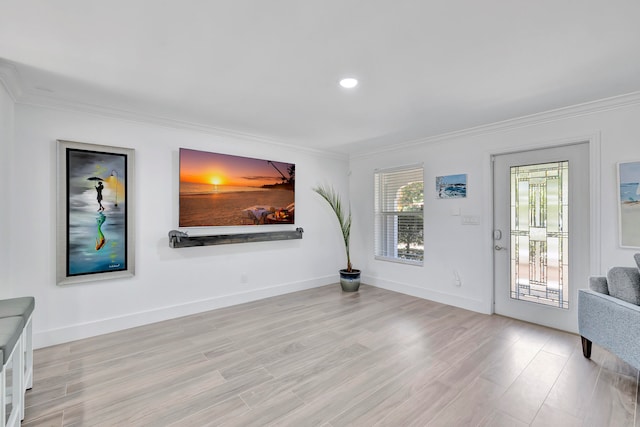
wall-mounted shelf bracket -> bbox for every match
[168,227,303,248]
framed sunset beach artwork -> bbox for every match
[179,148,295,227]
[57,140,135,285]
[618,160,640,248]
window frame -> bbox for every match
[374,164,424,266]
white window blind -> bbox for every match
[374,166,424,265]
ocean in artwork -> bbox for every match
[620,182,640,203]
[436,174,467,199]
[619,161,640,248]
[179,148,295,227]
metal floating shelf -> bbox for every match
[169,227,303,248]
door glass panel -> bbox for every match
[510,161,569,309]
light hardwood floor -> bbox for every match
[23,284,639,426]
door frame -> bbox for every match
[485,134,601,317]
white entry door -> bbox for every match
[493,143,590,333]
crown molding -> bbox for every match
[4,57,639,162]
[0,59,347,161]
[0,60,23,101]
[21,93,348,161]
[24,92,347,160]
[350,91,640,160]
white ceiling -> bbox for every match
[1,1,640,154]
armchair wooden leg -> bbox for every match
[581,336,592,359]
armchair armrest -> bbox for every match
[578,289,640,370]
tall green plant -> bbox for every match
[313,185,353,272]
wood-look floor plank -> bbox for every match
[583,362,637,426]
[21,411,64,427]
[543,344,601,419]
[75,368,228,427]
[328,357,449,426]
[274,348,417,426]
[166,396,250,427]
[20,284,638,427]
[374,379,460,427]
[30,356,219,425]
[65,368,267,427]
[437,334,515,388]
[531,403,583,427]
[239,342,371,408]
[220,391,305,427]
[427,376,508,426]
[478,410,530,427]
[288,341,415,404]
[65,337,229,394]
[496,350,569,424]
[479,336,546,388]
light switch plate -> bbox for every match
[461,215,480,225]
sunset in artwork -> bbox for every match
[179,148,295,227]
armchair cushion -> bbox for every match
[0,316,24,364]
[589,276,609,294]
[0,296,35,319]
[606,267,640,305]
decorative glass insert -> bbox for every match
[510,161,569,309]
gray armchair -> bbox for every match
[578,254,640,370]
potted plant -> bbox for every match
[313,185,361,292]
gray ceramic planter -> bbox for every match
[339,269,361,292]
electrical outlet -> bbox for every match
[453,269,462,287]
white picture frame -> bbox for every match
[617,160,640,249]
[57,140,136,285]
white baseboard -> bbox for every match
[364,275,491,314]
[34,275,335,349]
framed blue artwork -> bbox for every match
[57,140,135,285]
[436,174,467,199]
[618,161,640,248]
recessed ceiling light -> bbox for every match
[339,78,358,89]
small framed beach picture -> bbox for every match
[436,174,467,199]
[179,148,295,227]
[618,161,640,248]
[56,140,135,285]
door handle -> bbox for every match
[494,245,506,251]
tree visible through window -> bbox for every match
[375,166,424,264]
[397,182,424,261]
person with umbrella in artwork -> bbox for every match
[96,181,105,211]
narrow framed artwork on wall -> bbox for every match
[618,160,640,248]
[56,140,135,285]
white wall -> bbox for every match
[0,82,14,299]
[349,98,640,315]
[11,104,350,348]
[9,91,640,347]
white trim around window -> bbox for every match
[374,164,424,266]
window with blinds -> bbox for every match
[374,165,424,265]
